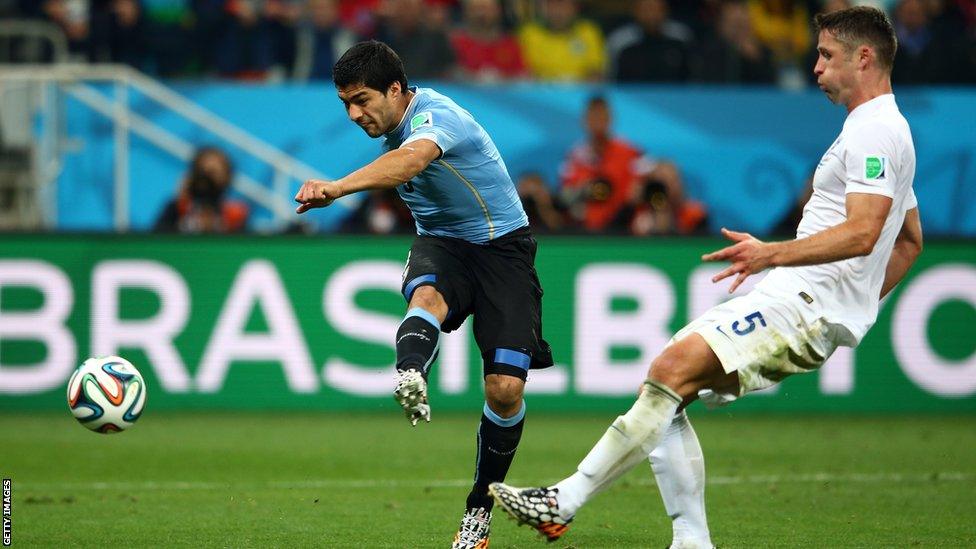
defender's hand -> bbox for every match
[702,228,775,293]
[295,179,342,214]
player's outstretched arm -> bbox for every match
[703,192,892,292]
[879,207,922,299]
[294,139,441,214]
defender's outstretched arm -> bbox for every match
[704,192,892,292]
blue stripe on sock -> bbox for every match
[474,429,482,484]
[494,348,531,370]
[483,401,525,428]
[405,307,441,330]
[403,274,436,302]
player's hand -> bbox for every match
[702,228,775,294]
[294,179,342,214]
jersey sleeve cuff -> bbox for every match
[402,132,445,152]
[845,184,895,198]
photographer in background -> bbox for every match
[624,172,709,236]
[154,146,250,233]
[560,95,702,235]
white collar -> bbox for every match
[387,87,420,137]
[843,93,895,130]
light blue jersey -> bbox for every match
[382,87,528,244]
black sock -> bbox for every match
[467,408,525,510]
[395,310,440,376]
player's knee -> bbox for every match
[648,351,691,395]
[408,285,448,318]
[484,374,524,417]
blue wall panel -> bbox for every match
[56,83,976,235]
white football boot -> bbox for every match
[392,369,430,426]
[452,507,491,549]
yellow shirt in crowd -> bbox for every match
[747,0,811,63]
[519,19,606,81]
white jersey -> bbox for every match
[756,94,917,346]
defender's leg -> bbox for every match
[649,410,712,549]
[491,335,732,542]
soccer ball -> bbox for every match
[67,356,147,434]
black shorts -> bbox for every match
[400,226,553,380]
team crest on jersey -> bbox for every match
[410,111,433,133]
[865,155,887,180]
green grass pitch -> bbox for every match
[4,411,975,547]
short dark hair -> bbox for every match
[587,95,609,110]
[814,6,897,71]
[190,146,233,180]
[333,41,408,94]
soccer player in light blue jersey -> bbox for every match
[295,41,553,549]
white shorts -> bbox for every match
[669,288,841,406]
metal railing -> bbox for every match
[0,19,69,64]
[0,63,355,231]
[0,21,69,229]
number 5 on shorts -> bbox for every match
[732,311,766,336]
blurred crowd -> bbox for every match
[345,95,712,237]
[6,0,972,236]
[2,0,975,85]
[161,94,715,236]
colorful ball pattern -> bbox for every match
[67,356,147,433]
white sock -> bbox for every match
[554,381,681,519]
[648,411,711,548]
